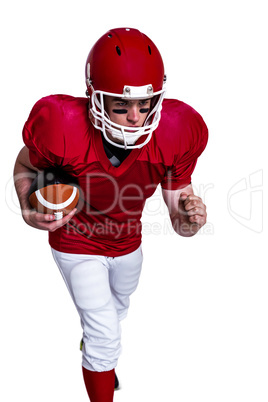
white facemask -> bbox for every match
[89,87,166,150]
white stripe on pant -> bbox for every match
[51,246,143,372]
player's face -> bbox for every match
[104,96,151,129]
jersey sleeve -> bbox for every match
[160,103,208,190]
[23,96,65,169]
[22,95,89,170]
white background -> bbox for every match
[1,0,267,401]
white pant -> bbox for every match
[51,247,143,372]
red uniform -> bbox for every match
[23,94,208,257]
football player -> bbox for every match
[14,28,208,402]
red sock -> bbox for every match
[82,366,115,402]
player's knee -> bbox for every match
[70,261,111,310]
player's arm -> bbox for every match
[162,184,207,237]
[13,146,76,231]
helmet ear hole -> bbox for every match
[116,46,121,56]
[148,45,152,55]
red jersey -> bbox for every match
[23,95,208,256]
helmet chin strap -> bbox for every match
[106,127,145,149]
[102,126,153,150]
[122,128,128,149]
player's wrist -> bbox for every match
[21,207,34,225]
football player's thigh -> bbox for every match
[52,249,111,310]
[110,247,143,298]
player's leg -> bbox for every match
[51,249,120,402]
[82,368,115,402]
[108,246,143,321]
[107,247,143,390]
[79,338,119,391]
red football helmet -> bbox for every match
[85,27,166,149]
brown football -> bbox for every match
[28,168,79,220]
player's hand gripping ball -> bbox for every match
[28,168,80,220]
